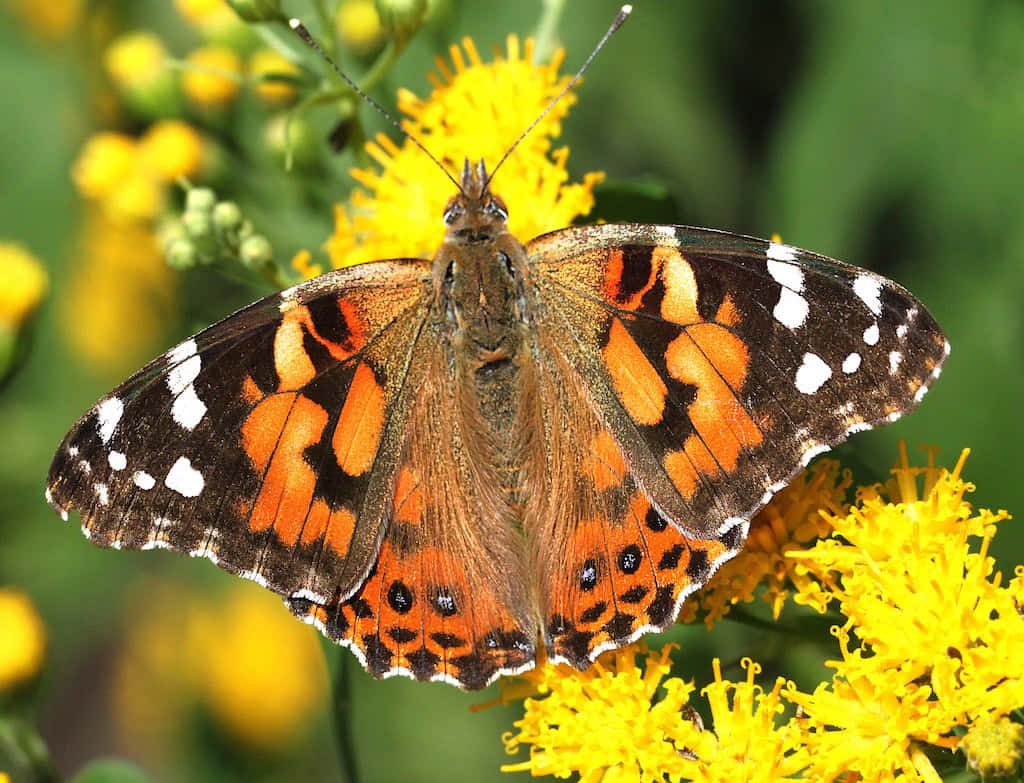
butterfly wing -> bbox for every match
[527,223,948,666]
[46,260,433,605]
[288,326,536,689]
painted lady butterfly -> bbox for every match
[46,11,948,690]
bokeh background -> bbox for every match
[1,1,1022,781]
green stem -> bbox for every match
[312,0,338,58]
[533,0,568,64]
[320,637,360,783]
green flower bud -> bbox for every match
[961,717,1024,780]
[239,235,273,269]
[182,208,214,241]
[226,0,285,23]
[213,201,243,233]
[375,0,426,39]
[263,114,322,170]
[166,238,199,271]
[184,187,217,213]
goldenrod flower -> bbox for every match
[671,659,809,782]
[336,0,385,53]
[248,48,300,105]
[324,35,603,268]
[785,445,1022,781]
[501,643,698,781]
[176,0,249,43]
[72,122,205,223]
[683,458,851,625]
[9,0,83,39]
[61,211,176,370]
[183,45,243,107]
[0,588,47,692]
[0,243,48,330]
[104,31,168,90]
[137,120,205,182]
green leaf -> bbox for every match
[69,759,156,783]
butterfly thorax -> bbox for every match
[431,160,535,503]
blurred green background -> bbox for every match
[1,0,1022,781]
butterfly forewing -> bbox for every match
[47,260,432,604]
[529,223,948,547]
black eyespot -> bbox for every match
[618,545,642,574]
[432,587,457,617]
[387,580,413,614]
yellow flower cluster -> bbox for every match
[0,588,47,692]
[501,447,1024,782]
[0,243,48,330]
[72,121,205,223]
[322,35,604,272]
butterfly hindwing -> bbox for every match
[289,325,536,688]
[46,260,432,604]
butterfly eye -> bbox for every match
[444,204,463,225]
[486,197,509,222]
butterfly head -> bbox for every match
[442,159,509,240]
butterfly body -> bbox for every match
[46,160,949,689]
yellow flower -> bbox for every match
[71,132,137,201]
[324,35,603,268]
[785,445,1022,781]
[682,458,851,625]
[104,31,168,90]
[248,48,301,105]
[501,643,698,781]
[672,659,810,782]
[9,0,83,39]
[0,243,48,329]
[61,211,176,371]
[0,588,47,691]
[336,0,385,52]
[176,0,248,43]
[115,580,326,753]
[137,120,205,182]
[183,45,243,107]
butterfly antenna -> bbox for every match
[485,4,633,189]
[288,19,462,193]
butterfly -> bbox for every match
[45,7,949,688]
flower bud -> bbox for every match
[263,114,322,170]
[239,235,273,269]
[336,0,385,52]
[165,237,199,271]
[961,717,1024,780]
[375,0,425,40]
[226,0,285,23]
[104,31,182,119]
[185,187,217,213]
[213,201,243,233]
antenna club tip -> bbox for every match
[621,4,632,14]
[288,18,301,29]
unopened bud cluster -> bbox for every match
[165,187,273,272]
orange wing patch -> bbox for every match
[602,320,667,426]
[331,362,385,477]
[580,431,627,491]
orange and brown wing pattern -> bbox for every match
[46,260,432,605]
[523,330,739,668]
[289,340,535,689]
[527,224,948,664]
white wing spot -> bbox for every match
[896,323,909,339]
[165,457,204,498]
[96,397,124,444]
[78,459,92,475]
[654,225,678,243]
[766,242,798,262]
[766,259,804,291]
[773,288,809,329]
[863,322,880,345]
[171,385,208,430]
[842,352,861,374]
[889,351,903,374]
[795,352,832,394]
[853,274,883,316]
[133,471,156,490]
[108,451,127,471]
[166,339,198,364]
[167,354,201,395]
[93,482,110,506]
